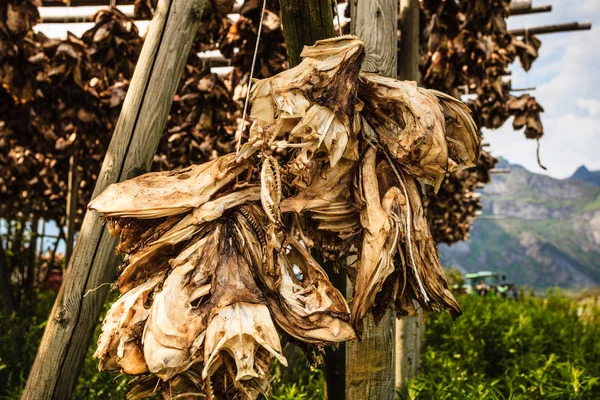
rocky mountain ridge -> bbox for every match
[439,159,600,289]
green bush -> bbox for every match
[403,291,600,399]
[0,290,56,399]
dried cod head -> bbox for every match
[91,34,479,399]
[358,73,479,189]
[239,35,365,167]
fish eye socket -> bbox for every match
[292,264,304,281]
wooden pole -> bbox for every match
[65,152,78,263]
[396,0,424,391]
[0,234,15,318]
[22,0,209,398]
[509,4,552,16]
[278,0,335,68]
[37,218,45,257]
[509,0,531,12]
[510,22,592,36]
[347,1,397,399]
[276,2,344,398]
[398,0,419,84]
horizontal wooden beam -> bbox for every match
[509,0,531,12]
[510,4,552,16]
[510,87,536,92]
[41,0,133,5]
[510,22,592,36]
[39,5,134,22]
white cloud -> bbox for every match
[577,99,600,116]
[583,0,600,12]
[486,0,600,178]
[486,112,600,179]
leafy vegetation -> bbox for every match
[2,290,599,399]
[403,292,600,399]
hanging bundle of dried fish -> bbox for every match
[426,150,497,244]
[418,0,545,244]
[91,36,477,398]
[420,0,545,136]
[1,1,285,228]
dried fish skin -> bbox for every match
[142,235,213,381]
[310,201,361,240]
[398,173,462,318]
[267,235,356,344]
[281,158,356,214]
[288,104,351,167]
[114,185,256,294]
[188,185,261,223]
[232,205,355,344]
[430,89,480,168]
[111,216,181,255]
[358,73,453,188]
[242,36,365,159]
[202,302,286,381]
[260,155,282,225]
[88,153,251,218]
[351,148,398,332]
[94,274,163,373]
[116,218,209,294]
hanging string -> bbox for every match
[235,0,268,156]
[536,138,547,170]
[333,0,343,36]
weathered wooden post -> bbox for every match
[23,0,209,398]
[278,0,335,68]
[347,1,398,399]
[65,152,78,262]
[396,0,424,390]
[277,2,347,398]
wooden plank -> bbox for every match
[398,0,419,83]
[22,0,209,398]
[509,0,531,12]
[347,1,397,399]
[396,313,423,386]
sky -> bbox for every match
[486,0,600,178]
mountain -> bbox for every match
[439,159,600,289]
[569,165,600,187]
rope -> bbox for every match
[235,0,268,156]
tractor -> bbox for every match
[459,271,518,299]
